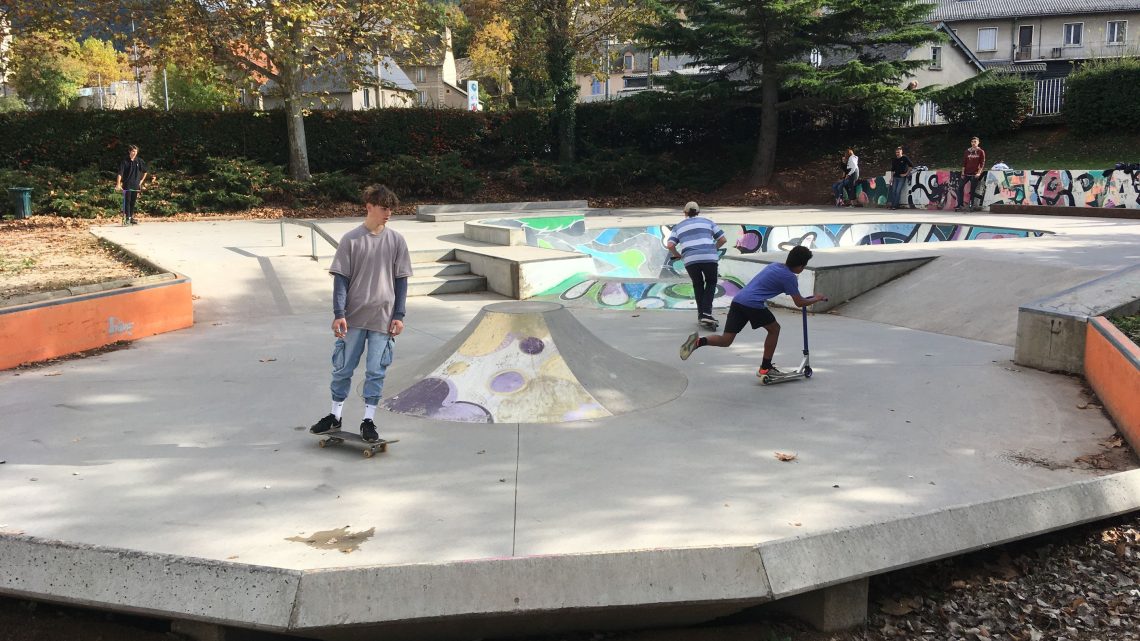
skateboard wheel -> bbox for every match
[363,449,374,458]
[318,440,328,448]
[804,367,813,378]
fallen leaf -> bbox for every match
[775,452,797,462]
[259,358,277,363]
[880,598,915,616]
[44,371,62,377]
[1101,434,1124,449]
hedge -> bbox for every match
[1065,58,1140,134]
[930,73,1034,135]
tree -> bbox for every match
[75,37,128,87]
[469,16,514,103]
[148,61,237,111]
[8,32,86,109]
[639,0,942,187]
[9,1,426,181]
[524,0,654,163]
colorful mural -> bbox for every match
[384,306,611,423]
[856,169,1140,210]
[511,220,1052,308]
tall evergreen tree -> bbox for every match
[639,0,941,187]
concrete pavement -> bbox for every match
[0,206,1137,639]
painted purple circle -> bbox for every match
[519,337,545,355]
[491,371,526,393]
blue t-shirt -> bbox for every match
[733,262,801,309]
[667,216,724,266]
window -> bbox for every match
[363,88,370,108]
[1063,23,1083,47]
[809,48,822,68]
[1108,20,1127,45]
[417,91,427,105]
[977,27,998,52]
[591,78,602,95]
[930,46,942,69]
[416,68,426,82]
[623,53,634,71]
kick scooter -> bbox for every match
[759,305,815,385]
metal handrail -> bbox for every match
[280,218,339,260]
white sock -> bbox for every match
[363,405,377,421]
[331,401,344,420]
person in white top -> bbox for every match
[831,149,860,206]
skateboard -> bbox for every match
[312,429,399,458]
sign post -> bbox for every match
[467,80,479,111]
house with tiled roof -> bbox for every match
[930,0,1140,77]
[392,27,475,109]
[260,55,418,111]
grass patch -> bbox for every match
[1111,314,1140,347]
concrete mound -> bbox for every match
[384,301,686,423]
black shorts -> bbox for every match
[724,301,777,334]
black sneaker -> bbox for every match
[360,419,380,443]
[310,413,342,434]
[128,218,139,225]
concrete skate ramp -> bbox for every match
[836,256,1107,346]
[384,301,686,423]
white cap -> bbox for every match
[683,201,700,214]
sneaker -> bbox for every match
[310,413,342,434]
[360,418,380,443]
[756,365,784,378]
[679,332,699,361]
[128,218,138,225]
[699,314,718,329]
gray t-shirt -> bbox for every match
[328,224,413,333]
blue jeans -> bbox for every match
[330,328,395,406]
[888,175,908,208]
[832,177,856,202]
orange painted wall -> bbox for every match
[0,280,193,370]
[1085,317,1140,448]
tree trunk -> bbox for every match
[280,22,311,182]
[749,75,780,188]
[546,0,576,164]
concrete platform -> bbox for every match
[1,206,1138,639]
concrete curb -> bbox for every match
[5,470,1139,636]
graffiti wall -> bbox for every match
[513,219,1051,308]
[856,169,1140,210]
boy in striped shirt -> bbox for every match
[667,202,727,329]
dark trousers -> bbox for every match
[122,189,139,220]
[685,261,719,317]
[957,174,982,209]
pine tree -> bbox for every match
[639,0,942,186]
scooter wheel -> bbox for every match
[803,367,813,378]
[761,375,772,385]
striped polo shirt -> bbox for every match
[667,216,724,266]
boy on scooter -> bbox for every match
[679,245,827,378]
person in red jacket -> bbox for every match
[955,136,986,211]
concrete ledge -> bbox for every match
[418,201,589,222]
[1014,264,1140,374]
[454,248,593,299]
[0,535,300,630]
[990,204,1140,219]
[756,468,1140,600]
[0,273,194,370]
[1085,317,1140,443]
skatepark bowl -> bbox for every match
[1,206,1138,641]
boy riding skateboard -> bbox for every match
[667,201,726,329]
[679,245,827,378]
[310,185,413,443]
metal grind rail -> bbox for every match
[280,218,338,260]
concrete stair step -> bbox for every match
[412,260,472,278]
[407,274,487,296]
[409,248,456,264]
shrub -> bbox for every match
[931,73,1034,135]
[1065,57,1140,134]
[367,153,480,200]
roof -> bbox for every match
[818,23,985,72]
[930,0,1140,21]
